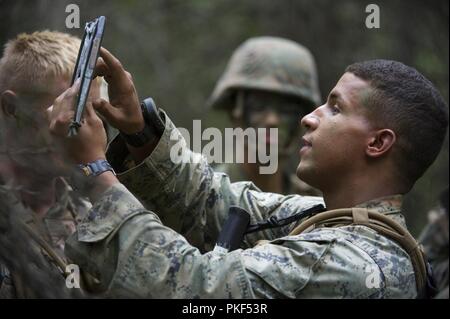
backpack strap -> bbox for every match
[20,221,69,276]
[289,207,428,297]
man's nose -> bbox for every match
[300,108,321,131]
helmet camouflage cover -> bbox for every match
[208,36,321,111]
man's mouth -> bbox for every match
[299,137,312,155]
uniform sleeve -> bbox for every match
[65,183,385,299]
[418,208,449,292]
[105,111,323,250]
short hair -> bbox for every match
[0,31,80,96]
[346,59,448,189]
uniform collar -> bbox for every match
[355,194,403,213]
[355,194,406,227]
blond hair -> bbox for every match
[0,31,81,96]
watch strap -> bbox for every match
[77,159,116,177]
[120,98,164,147]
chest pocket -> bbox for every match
[244,233,335,298]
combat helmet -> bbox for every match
[208,36,321,111]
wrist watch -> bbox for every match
[120,97,165,147]
[77,159,115,177]
[71,159,115,193]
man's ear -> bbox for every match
[0,90,18,118]
[366,129,396,158]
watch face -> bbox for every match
[81,166,91,176]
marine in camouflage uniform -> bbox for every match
[52,49,447,299]
[209,37,321,196]
[65,112,416,298]
[419,188,449,299]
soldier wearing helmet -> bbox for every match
[209,37,321,195]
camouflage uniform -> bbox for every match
[209,37,321,195]
[419,203,449,299]
[66,112,417,298]
[0,178,90,298]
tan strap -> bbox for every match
[352,208,369,225]
[20,221,68,277]
[289,208,357,235]
[17,221,93,295]
[288,207,427,295]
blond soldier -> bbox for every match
[0,31,108,298]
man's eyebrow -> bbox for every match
[328,91,345,105]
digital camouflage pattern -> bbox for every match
[0,178,90,298]
[65,111,417,298]
[208,37,321,111]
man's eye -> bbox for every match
[330,104,340,115]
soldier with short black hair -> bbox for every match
[51,48,448,298]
